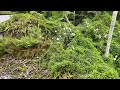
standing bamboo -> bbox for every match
[105,11,118,57]
[73,11,75,25]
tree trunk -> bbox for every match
[105,11,118,57]
[73,11,75,25]
[65,14,71,26]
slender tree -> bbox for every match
[64,14,71,26]
[73,11,75,25]
[105,11,118,57]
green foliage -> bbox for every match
[78,12,112,56]
[0,11,47,38]
[48,60,81,78]
[102,54,114,68]
[0,11,120,79]
[0,12,51,58]
[0,35,50,57]
[39,30,119,79]
[0,11,12,15]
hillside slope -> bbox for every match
[0,11,119,79]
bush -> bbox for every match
[40,30,119,79]
[0,11,119,79]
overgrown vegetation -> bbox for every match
[0,11,120,79]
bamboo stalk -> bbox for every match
[105,11,118,57]
[73,11,75,25]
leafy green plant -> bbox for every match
[0,11,120,79]
[40,31,119,78]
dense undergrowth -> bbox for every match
[0,11,120,79]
